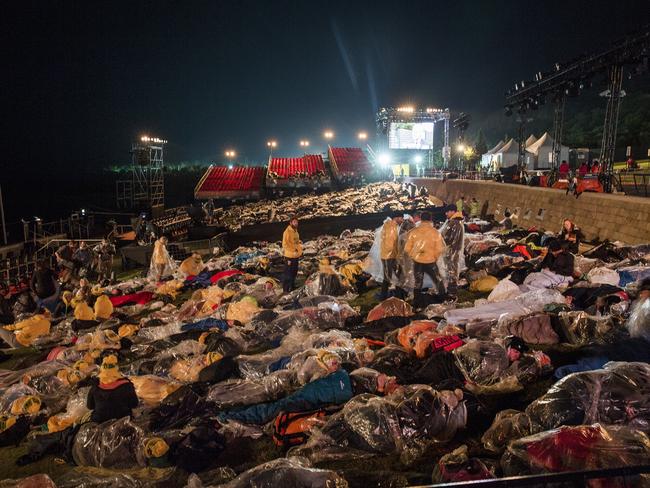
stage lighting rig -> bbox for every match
[504,23,650,187]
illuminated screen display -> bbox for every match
[389,122,434,149]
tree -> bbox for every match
[474,129,488,156]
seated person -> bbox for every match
[87,355,138,423]
[499,211,513,230]
[558,219,583,254]
[539,240,574,277]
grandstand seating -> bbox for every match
[194,166,265,199]
[329,147,373,177]
[268,155,326,179]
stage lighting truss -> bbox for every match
[503,24,649,183]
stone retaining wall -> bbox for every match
[411,178,650,244]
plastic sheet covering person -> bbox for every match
[292,385,466,465]
[217,369,353,425]
[403,211,445,307]
[213,457,348,488]
[626,278,650,341]
[501,424,650,478]
[1,311,51,347]
[148,236,177,282]
[482,362,650,452]
[439,205,465,297]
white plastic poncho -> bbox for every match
[365,220,447,291]
[147,238,178,281]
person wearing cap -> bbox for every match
[540,240,574,277]
[403,211,445,308]
[282,216,302,293]
[440,205,464,298]
[87,355,138,423]
[379,212,404,300]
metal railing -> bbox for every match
[416,464,650,487]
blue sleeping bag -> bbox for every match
[218,369,353,424]
[181,317,229,333]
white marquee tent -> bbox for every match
[525,132,569,170]
[492,138,519,168]
[480,140,505,168]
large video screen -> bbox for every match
[389,122,434,149]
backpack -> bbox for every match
[272,410,326,448]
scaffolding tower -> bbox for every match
[116,136,167,213]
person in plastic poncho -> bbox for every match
[403,211,445,308]
[149,236,176,282]
[440,205,465,298]
[282,217,302,293]
[627,278,650,341]
[379,213,404,299]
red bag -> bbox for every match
[272,410,326,448]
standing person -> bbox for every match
[282,217,302,293]
[149,236,175,282]
[455,196,465,214]
[73,241,95,278]
[591,160,601,174]
[469,198,480,219]
[440,205,464,298]
[30,260,59,312]
[379,213,403,300]
[403,211,445,308]
[93,238,116,283]
[578,161,589,178]
[558,160,570,178]
[55,240,77,282]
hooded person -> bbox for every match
[403,211,445,308]
[2,311,51,347]
[149,236,177,282]
[440,204,465,298]
[93,294,114,321]
[87,355,138,423]
[378,212,404,300]
[71,301,99,332]
[179,253,205,277]
[53,290,74,318]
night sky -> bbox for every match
[3,1,650,169]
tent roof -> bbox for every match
[497,138,518,153]
[525,131,568,155]
[486,140,505,155]
[525,134,537,147]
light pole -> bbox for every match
[357,131,368,142]
[225,150,236,169]
[323,131,334,141]
[456,143,466,173]
[266,140,277,157]
[299,140,310,153]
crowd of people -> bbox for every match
[0,183,648,487]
